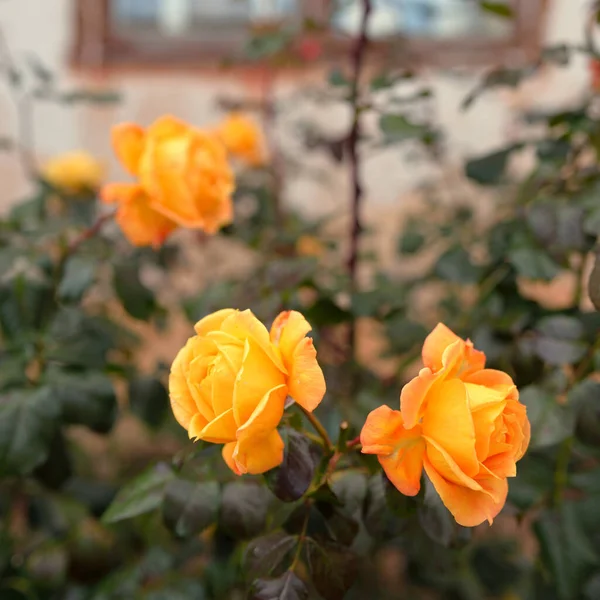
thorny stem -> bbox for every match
[346,0,372,360]
[298,404,333,452]
[64,210,116,258]
[290,504,310,572]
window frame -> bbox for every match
[71,0,548,70]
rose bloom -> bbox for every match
[214,113,267,167]
[43,150,104,194]
[361,324,530,527]
[170,309,326,475]
[101,183,177,248]
[110,115,234,234]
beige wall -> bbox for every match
[0,0,592,216]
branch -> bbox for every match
[64,210,115,258]
[346,0,372,359]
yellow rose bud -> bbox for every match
[42,150,104,194]
[361,324,530,527]
[214,113,267,167]
[110,116,234,234]
[169,309,326,475]
[296,235,325,258]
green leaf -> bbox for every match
[305,539,358,600]
[534,316,586,366]
[589,253,600,311]
[435,246,481,283]
[265,429,317,502]
[379,113,428,144]
[102,463,174,524]
[128,376,169,429]
[250,572,308,600]
[114,262,156,321]
[465,146,515,185]
[245,532,297,579]
[520,386,574,449]
[0,352,29,392]
[416,476,456,547]
[398,230,425,255]
[569,379,600,446]
[58,256,97,303]
[304,297,351,327]
[47,369,117,434]
[534,504,598,600]
[0,387,60,477]
[363,474,407,539]
[162,479,220,538]
[45,308,115,369]
[479,1,514,18]
[220,482,270,539]
[508,453,554,510]
[508,247,560,281]
[33,430,72,490]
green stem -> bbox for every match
[298,405,333,452]
[290,506,310,572]
[553,436,574,507]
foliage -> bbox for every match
[2,2,600,599]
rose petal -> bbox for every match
[236,384,287,441]
[270,310,312,359]
[233,429,284,475]
[222,442,241,475]
[424,458,508,527]
[287,337,326,412]
[422,323,462,371]
[195,309,238,336]
[112,123,146,176]
[198,408,238,444]
[400,367,439,430]
[422,379,479,477]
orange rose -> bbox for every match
[43,150,104,194]
[214,113,267,167]
[360,323,530,527]
[109,116,234,234]
[169,309,326,475]
[101,183,177,248]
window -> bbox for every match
[71,0,547,68]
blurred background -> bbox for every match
[0,0,587,220]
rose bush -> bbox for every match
[169,309,326,475]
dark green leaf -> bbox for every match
[363,474,406,539]
[508,452,554,510]
[465,146,517,185]
[569,380,600,446]
[114,262,156,321]
[58,256,96,303]
[379,113,428,143]
[163,479,220,538]
[534,316,586,366]
[0,352,29,392]
[245,532,297,579]
[265,429,317,502]
[435,247,481,283]
[508,247,560,281]
[383,472,419,518]
[398,230,425,255]
[305,539,359,600]
[520,386,574,449]
[128,376,169,429]
[102,463,174,523]
[534,504,598,600]
[304,297,351,327]
[479,1,514,18]
[48,369,117,434]
[0,387,60,477]
[33,430,72,489]
[220,482,269,539]
[417,477,454,547]
[250,572,308,600]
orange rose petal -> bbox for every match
[233,340,286,426]
[400,367,439,430]
[361,405,406,455]
[200,196,234,234]
[222,442,242,475]
[270,310,311,358]
[211,349,243,416]
[483,452,517,478]
[361,406,426,496]
[287,338,326,412]
[471,399,507,461]
[236,384,287,441]
[112,123,146,176]
[101,182,135,205]
[169,343,201,429]
[464,369,516,390]
[424,458,508,527]
[194,309,238,336]
[233,429,284,475]
[424,437,482,491]
[222,310,287,374]
[198,408,238,444]
[422,379,479,477]
[422,323,462,371]
[146,115,190,140]
[188,412,210,440]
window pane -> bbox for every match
[331,0,513,40]
[111,0,299,37]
